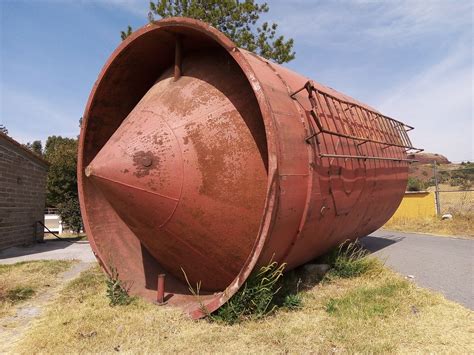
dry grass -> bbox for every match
[384,214,474,238]
[14,263,473,353]
[385,183,474,237]
[427,184,474,216]
[0,260,75,318]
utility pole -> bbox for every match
[433,161,441,216]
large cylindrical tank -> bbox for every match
[78,17,419,318]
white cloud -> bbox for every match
[1,88,81,144]
[377,39,473,162]
[362,0,472,43]
[270,0,472,45]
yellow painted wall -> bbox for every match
[389,191,436,220]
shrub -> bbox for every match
[407,177,425,192]
[105,268,133,306]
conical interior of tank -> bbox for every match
[86,48,268,291]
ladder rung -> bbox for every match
[292,80,422,152]
[320,153,417,163]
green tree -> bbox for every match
[122,0,295,64]
[25,140,43,156]
[120,25,133,41]
[43,136,83,234]
[57,195,83,235]
[407,177,425,192]
[44,136,77,206]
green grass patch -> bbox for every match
[326,279,409,319]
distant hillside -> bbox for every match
[408,152,450,165]
[408,152,450,185]
[407,152,473,191]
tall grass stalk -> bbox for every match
[324,240,380,280]
[212,261,286,324]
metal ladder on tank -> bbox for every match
[290,80,423,163]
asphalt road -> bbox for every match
[361,230,474,310]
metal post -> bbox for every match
[433,161,441,216]
[157,274,166,304]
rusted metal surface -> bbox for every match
[78,17,421,319]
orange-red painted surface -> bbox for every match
[78,18,420,318]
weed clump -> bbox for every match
[211,261,305,324]
[212,262,285,324]
[105,268,133,306]
[324,240,379,280]
[282,293,303,310]
[182,261,303,324]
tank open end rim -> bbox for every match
[78,17,280,319]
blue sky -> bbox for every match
[1,0,472,161]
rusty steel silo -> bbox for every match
[78,17,421,318]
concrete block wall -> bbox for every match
[0,133,49,250]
